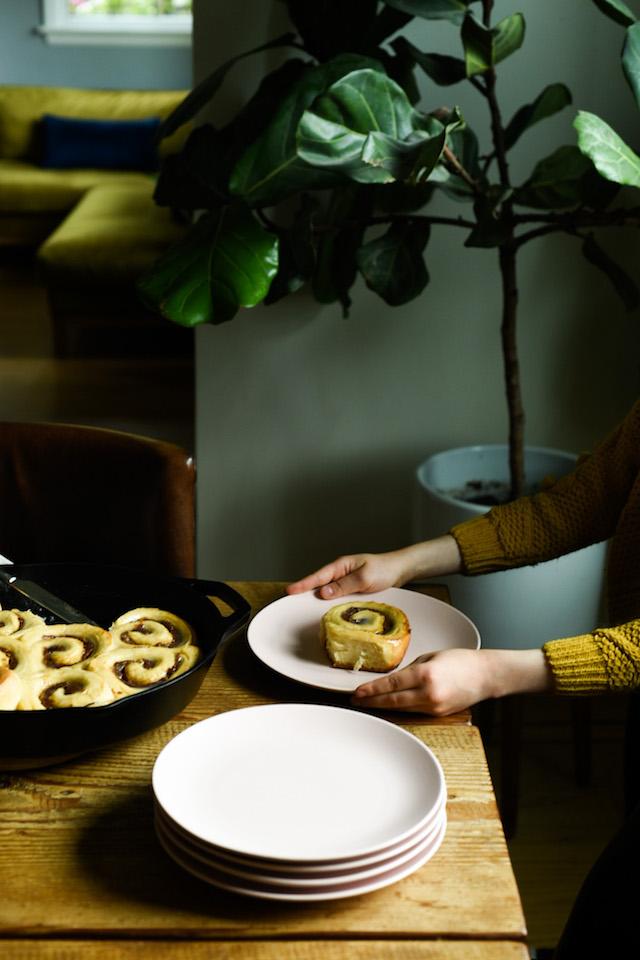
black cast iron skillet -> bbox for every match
[0,562,251,768]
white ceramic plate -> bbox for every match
[247,587,480,692]
[152,703,446,862]
[156,807,446,886]
[154,795,447,878]
[156,811,447,902]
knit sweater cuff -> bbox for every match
[542,636,611,695]
[449,515,510,575]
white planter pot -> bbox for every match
[413,445,609,650]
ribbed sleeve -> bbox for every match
[449,514,511,574]
[543,620,640,695]
[542,636,610,694]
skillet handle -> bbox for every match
[179,578,252,643]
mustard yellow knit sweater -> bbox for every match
[450,398,640,695]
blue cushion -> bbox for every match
[41,114,161,171]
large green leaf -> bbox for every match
[503,84,572,151]
[357,219,430,304]
[313,183,375,310]
[137,206,279,326]
[574,110,640,187]
[360,128,442,182]
[590,0,636,27]
[265,195,319,304]
[298,76,413,182]
[461,12,525,77]
[154,124,231,210]
[361,108,464,183]
[582,234,639,310]
[623,21,640,109]
[297,68,436,183]
[515,145,614,209]
[230,55,383,207]
[382,0,474,26]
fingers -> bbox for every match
[351,687,427,712]
[285,561,347,597]
[349,654,457,714]
[350,650,488,716]
[350,663,427,711]
[286,556,368,599]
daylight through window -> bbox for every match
[39,0,192,45]
[66,1,191,17]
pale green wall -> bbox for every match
[193,0,640,580]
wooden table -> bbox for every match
[0,582,529,959]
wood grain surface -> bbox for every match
[0,581,527,956]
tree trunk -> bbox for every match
[499,238,525,499]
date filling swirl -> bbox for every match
[0,638,28,672]
[89,643,198,694]
[340,606,395,635]
[24,623,112,671]
[110,608,194,649]
[20,667,114,711]
[0,608,46,637]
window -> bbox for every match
[38,0,192,46]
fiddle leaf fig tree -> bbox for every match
[138,0,640,499]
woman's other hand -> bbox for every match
[350,648,554,715]
[286,536,463,599]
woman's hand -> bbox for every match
[286,551,410,599]
[350,647,554,715]
[286,536,463,599]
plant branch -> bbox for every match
[305,212,478,235]
[513,208,640,249]
[499,240,525,499]
[484,80,511,188]
[441,145,484,194]
[479,3,526,495]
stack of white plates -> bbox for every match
[152,703,447,901]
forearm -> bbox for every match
[394,535,463,582]
[480,648,555,699]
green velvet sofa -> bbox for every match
[0,85,190,354]
[0,85,188,243]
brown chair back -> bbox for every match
[0,422,195,578]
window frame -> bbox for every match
[38,0,192,47]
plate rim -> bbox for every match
[246,586,480,692]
